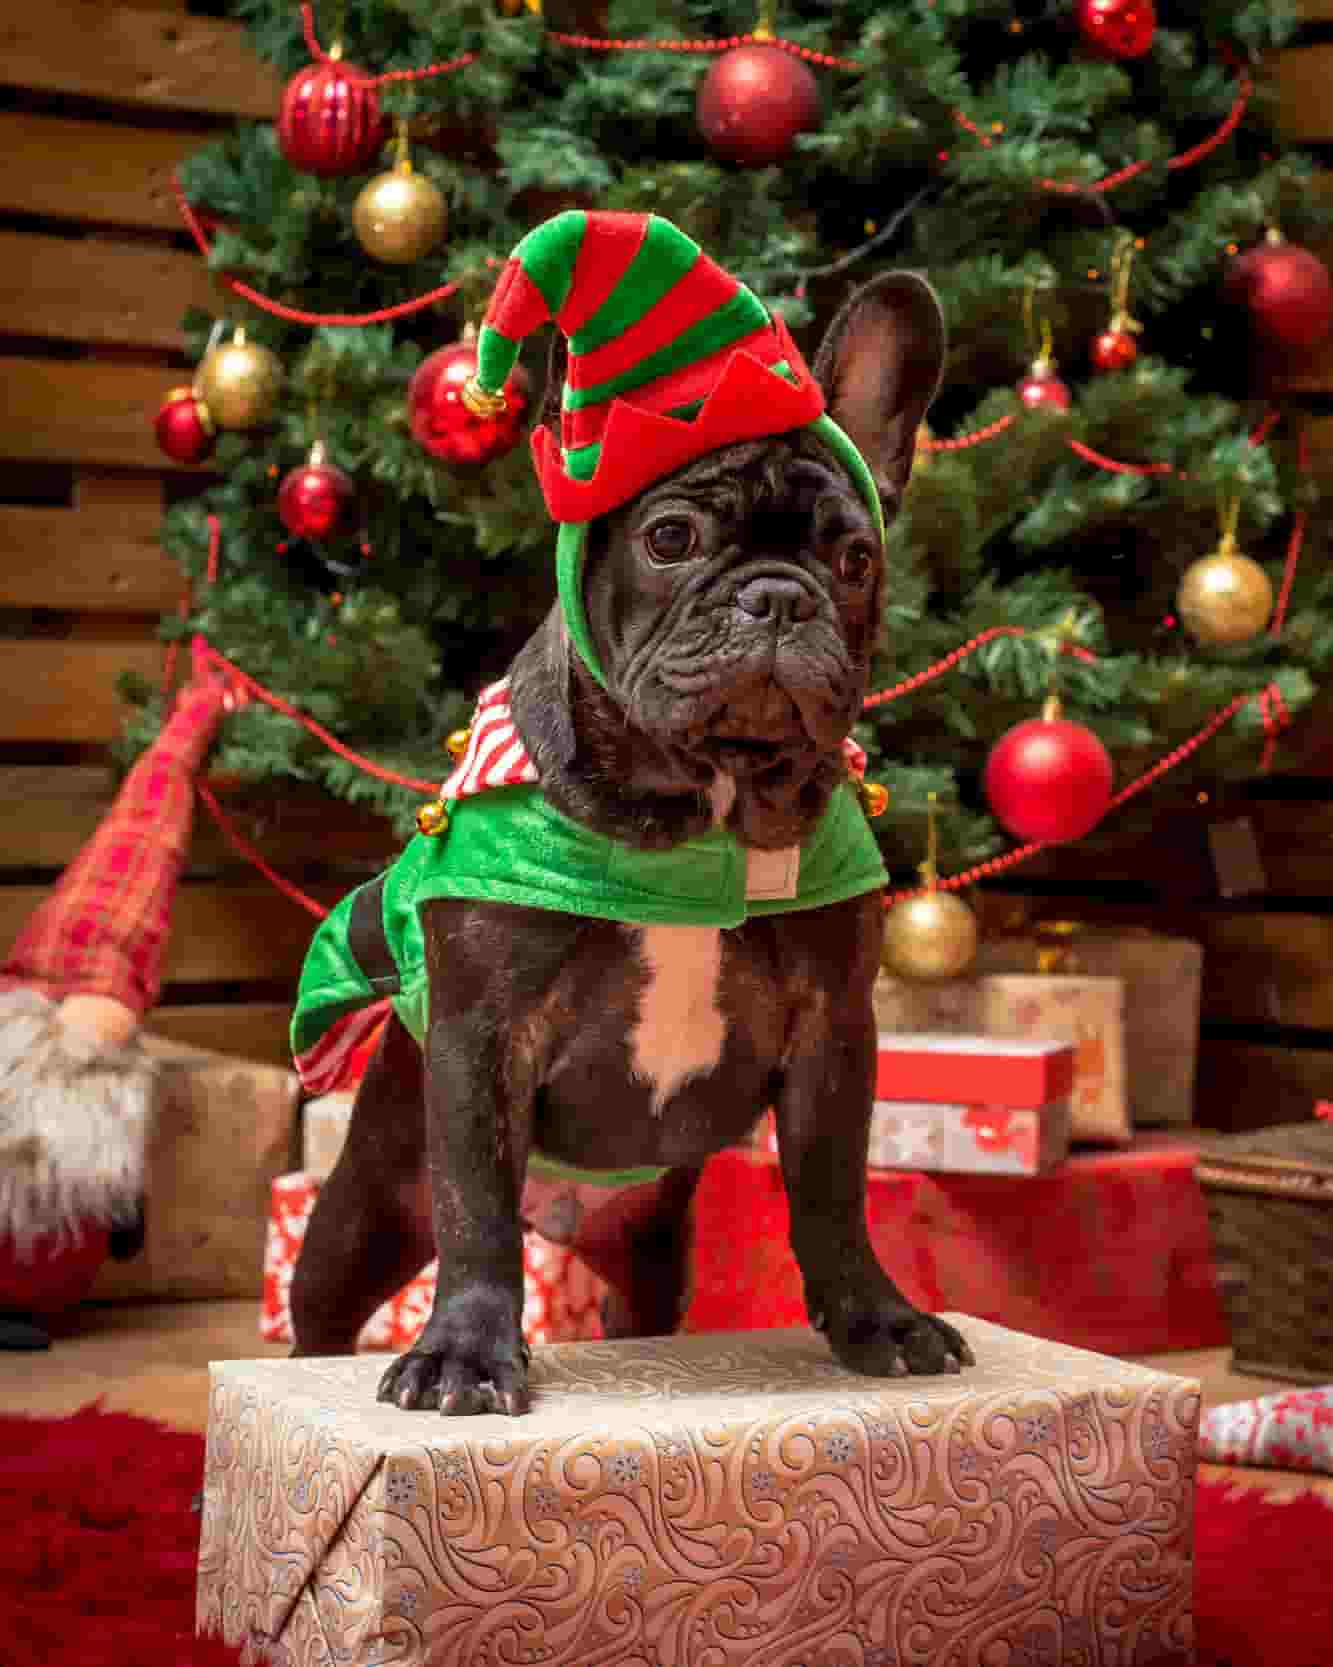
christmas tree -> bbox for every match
[141,0,1333,890]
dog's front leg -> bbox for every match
[775,1004,974,1379]
[377,1001,531,1415]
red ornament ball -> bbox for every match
[1017,365,1072,411]
[408,340,531,465]
[277,60,388,178]
[695,43,821,167]
[1224,238,1333,350]
[277,451,355,540]
[1075,0,1156,59]
[154,385,215,465]
[983,714,1114,844]
[1090,327,1138,372]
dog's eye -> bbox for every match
[645,519,697,564]
[835,539,876,586]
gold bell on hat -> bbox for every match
[859,779,890,818]
[445,727,471,759]
[417,798,450,837]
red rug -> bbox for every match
[0,1405,1329,1666]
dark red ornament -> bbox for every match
[983,703,1113,843]
[408,340,531,465]
[1224,235,1333,350]
[154,385,215,465]
[1017,361,1072,411]
[277,445,355,539]
[277,60,389,178]
[695,43,821,167]
[1075,0,1156,59]
[1090,327,1138,372]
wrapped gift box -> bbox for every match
[756,1035,1074,1174]
[198,1321,1199,1667]
[974,926,1203,1127]
[685,1138,1228,1357]
[262,1172,606,1351]
[875,971,1130,1144]
[91,1037,300,1303]
[300,1090,355,1178]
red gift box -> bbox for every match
[261,1172,606,1350]
[683,1136,1228,1357]
[875,1032,1075,1106]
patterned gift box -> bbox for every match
[974,925,1203,1127]
[685,1140,1229,1358]
[197,1321,1199,1667]
[300,1091,355,1179]
[261,1172,606,1351]
[1199,1385,1333,1474]
[755,1035,1073,1175]
[875,971,1130,1144]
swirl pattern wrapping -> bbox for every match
[197,1319,1198,1667]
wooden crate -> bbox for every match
[2,0,1333,1126]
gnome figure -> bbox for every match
[0,648,232,1348]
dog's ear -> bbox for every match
[812,272,945,515]
[510,604,578,770]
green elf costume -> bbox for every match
[290,211,888,1242]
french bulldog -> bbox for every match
[290,268,974,1413]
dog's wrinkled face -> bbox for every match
[583,432,882,783]
[510,270,945,852]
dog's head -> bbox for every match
[510,270,944,850]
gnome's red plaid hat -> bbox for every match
[461,210,884,688]
[0,669,228,1018]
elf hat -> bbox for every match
[0,661,227,1020]
[462,210,884,687]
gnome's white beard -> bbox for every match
[0,989,157,1257]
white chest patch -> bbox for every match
[628,925,727,1115]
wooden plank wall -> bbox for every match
[0,0,390,1063]
[1,4,1331,1131]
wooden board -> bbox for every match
[0,112,209,233]
[0,359,194,471]
[0,880,338,984]
[0,231,215,352]
[0,765,400,872]
[1010,797,1333,901]
[0,640,164,743]
[1273,48,1333,145]
[0,475,182,613]
[0,4,282,119]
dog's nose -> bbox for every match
[734,575,818,625]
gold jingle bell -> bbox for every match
[445,727,472,759]
[859,779,890,818]
[417,798,450,837]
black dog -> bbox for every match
[290,270,973,1413]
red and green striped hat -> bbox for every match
[463,210,883,686]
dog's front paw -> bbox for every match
[817,1295,975,1380]
[376,1286,531,1415]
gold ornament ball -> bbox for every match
[353,164,447,265]
[416,799,450,837]
[1176,549,1274,646]
[197,337,284,429]
[445,727,472,759]
[882,890,979,981]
